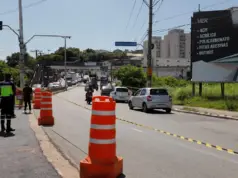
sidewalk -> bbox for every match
[173,105,238,120]
[0,110,61,178]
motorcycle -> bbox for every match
[86,91,93,105]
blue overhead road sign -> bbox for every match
[115,41,137,47]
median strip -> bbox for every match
[55,95,238,156]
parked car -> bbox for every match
[110,87,129,102]
[128,88,172,113]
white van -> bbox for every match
[110,87,129,102]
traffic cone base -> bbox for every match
[38,116,54,126]
[80,156,123,178]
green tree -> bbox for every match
[113,65,146,88]
[54,47,81,61]
[0,60,20,83]
[6,52,36,69]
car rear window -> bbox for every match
[150,89,168,95]
[116,88,128,92]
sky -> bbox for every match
[0,0,237,59]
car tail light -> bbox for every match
[169,96,172,101]
[147,95,152,101]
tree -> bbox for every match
[113,65,146,88]
[54,47,81,61]
[0,60,19,83]
[6,52,36,69]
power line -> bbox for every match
[125,0,137,30]
[153,0,232,24]
[0,0,48,16]
[154,0,164,15]
[132,1,144,29]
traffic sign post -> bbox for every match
[0,21,2,30]
[115,41,137,47]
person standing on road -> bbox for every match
[23,83,33,114]
[0,73,16,134]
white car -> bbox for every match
[128,88,172,113]
[110,87,129,102]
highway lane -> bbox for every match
[37,95,238,178]
[56,87,238,153]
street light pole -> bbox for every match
[64,37,68,90]
[18,0,25,88]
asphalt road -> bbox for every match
[35,86,238,178]
[57,87,238,152]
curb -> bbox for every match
[172,108,238,121]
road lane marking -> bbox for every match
[55,95,238,156]
[132,128,143,133]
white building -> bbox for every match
[143,29,191,78]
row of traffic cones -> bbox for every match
[33,88,54,126]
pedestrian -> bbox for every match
[23,83,33,114]
[0,73,16,134]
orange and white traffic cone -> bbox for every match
[38,91,54,126]
[33,88,41,109]
[80,96,123,178]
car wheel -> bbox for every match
[165,108,171,113]
[128,101,134,110]
[142,103,148,113]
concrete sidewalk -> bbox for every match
[0,110,61,178]
[173,105,238,120]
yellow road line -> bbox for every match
[56,95,238,156]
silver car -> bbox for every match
[110,87,129,102]
[128,88,172,113]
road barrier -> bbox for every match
[80,96,123,178]
[33,88,42,109]
[38,91,54,126]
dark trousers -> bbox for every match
[1,98,12,131]
[24,99,31,111]
[11,95,15,115]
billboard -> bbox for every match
[191,8,238,82]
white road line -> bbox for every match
[132,128,143,133]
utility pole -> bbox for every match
[30,49,41,58]
[147,0,153,87]
[18,0,25,88]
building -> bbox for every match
[143,36,162,67]
[143,29,191,78]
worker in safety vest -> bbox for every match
[0,74,16,133]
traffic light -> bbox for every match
[0,21,2,30]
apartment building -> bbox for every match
[143,29,191,78]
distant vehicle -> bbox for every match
[101,84,114,96]
[128,88,172,113]
[91,77,98,91]
[100,76,108,90]
[110,87,129,102]
[83,75,90,83]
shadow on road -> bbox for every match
[0,131,15,137]
[134,109,174,115]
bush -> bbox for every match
[175,87,192,101]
